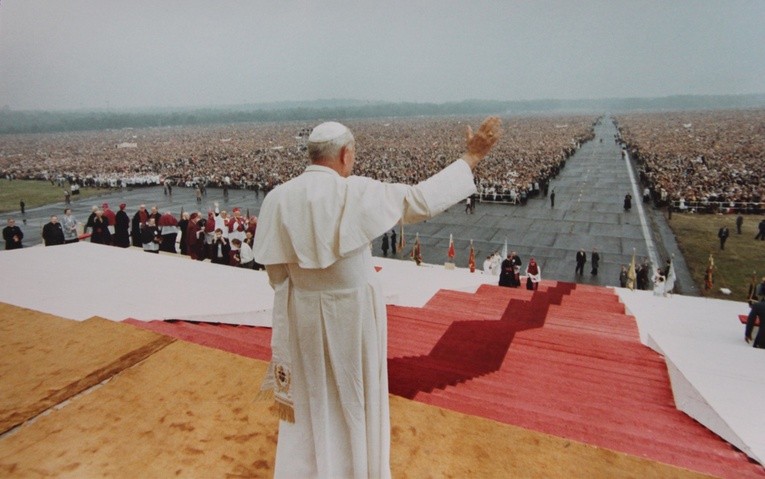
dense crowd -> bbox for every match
[616,109,765,213]
[0,116,595,200]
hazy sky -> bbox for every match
[1,0,764,111]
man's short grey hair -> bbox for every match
[307,122,355,163]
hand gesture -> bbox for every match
[464,116,502,169]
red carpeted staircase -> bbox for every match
[126,281,765,478]
[386,282,765,479]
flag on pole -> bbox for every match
[410,232,422,265]
[627,251,637,291]
[447,234,455,260]
[664,257,676,294]
[500,237,508,261]
[468,240,476,273]
[398,222,406,254]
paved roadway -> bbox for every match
[5,117,698,296]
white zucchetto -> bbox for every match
[308,122,351,143]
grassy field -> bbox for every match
[0,179,103,214]
[668,212,765,300]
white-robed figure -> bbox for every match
[253,117,502,478]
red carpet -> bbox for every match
[127,282,765,478]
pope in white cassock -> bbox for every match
[253,116,502,478]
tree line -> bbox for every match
[1,94,764,135]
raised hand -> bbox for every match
[463,116,502,169]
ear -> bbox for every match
[339,146,350,166]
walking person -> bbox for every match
[591,248,600,275]
[550,189,555,208]
[718,225,730,250]
[575,249,587,276]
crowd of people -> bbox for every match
[0,116,595,201]
[5,200,265,269]
[615,109,765,213]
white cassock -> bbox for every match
[253,159,476,479]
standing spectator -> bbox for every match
[227,207,247,244]
[575,249,587,276]
[745,299,765,349]
[619,265,629,287]
[42,215,65,246]
[718,225,730,250]
[590,248,600,275]
[140,217,161,253]
[114,203,131,248]
[131,204,149,247]
[390,229,397,255]
[509,251,523,287]
[84,205,98,235]
[177,212,190,256]
[755,219,765,241]
[637,258,651,290]
[186,213,205,261]
[499,254,514,287]
[525,257,541,290]
[550,189,555,208]
[19,200,25,215]
[101,203,116,241]
[623,193,632,212]
[158,211,179,253]
[736,215,744,234]
[89,209,111,245]
[482,255,492,274]
[3,218,24,249]
[381,232,389,257]
[209,228,230,265]
[61,208,80,244]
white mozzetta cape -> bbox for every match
[254,160,476,269]
[253,159,476,479]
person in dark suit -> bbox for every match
[42,215,65,246]
[2,218,23,249]
[498,254,514,287]
[575,249,587,276]
[381,232,389,257]
[89,209,112,245]
[718,226,730,250]
[623,193,632,212]
[590,248,600,275]
[745,299,765,349]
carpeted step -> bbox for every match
[124,319,272,361]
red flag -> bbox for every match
[468,240,476,273]
[411,233,422,265]
[447,233,455,260]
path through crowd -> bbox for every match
[7,116,696,294]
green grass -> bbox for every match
[668,213,765,300]
[0,179,104,214]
